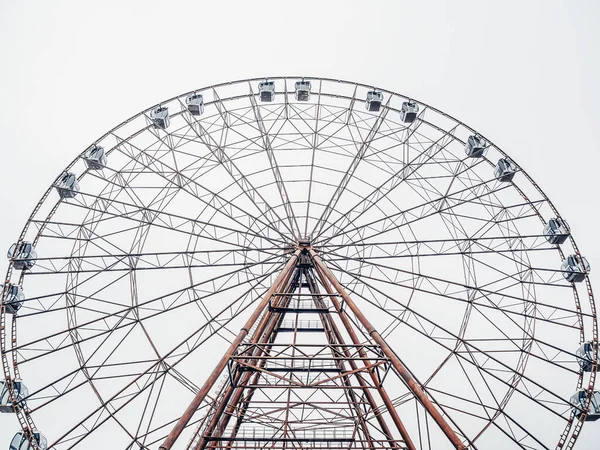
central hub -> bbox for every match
[297,238,311,248]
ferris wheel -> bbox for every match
[0,76,597,450]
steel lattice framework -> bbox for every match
[1,76,597,450]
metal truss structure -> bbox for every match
[1,77,597,450]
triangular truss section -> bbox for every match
[160,243,465,450]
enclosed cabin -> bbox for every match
[561,254,590,283]
[571,390,600,421]
[576,341,598,372]
[55,172,79,199]
[82,145,107,170]
[400,101,419,123]
[544,218,570,245]
[295,80,311,101]
[258,81,275,102]
[9,432,47,450]
[186,93,204,116]
[465,134,488,158]
[0,380,29,413]
[494,158,517,182]
[1,284,25,315]
[150,106,170,130]
[7,242,37,270]
[365,90,384,112]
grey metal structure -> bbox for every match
[0,77,597,450]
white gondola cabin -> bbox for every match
[465,134,488,158]
[150,106,170,129]
[0,380,28,413]
[1,284,25,315]
[494,158,517,182]
[365,91,383,112]
[561,254,590,283]
[576,341,598,372]
[55,172,79,199]
[544,218,570,245]
[82,145,107,170]
[9,432,47,450]
[7,242,37,270]
[186,93,204,116]
[400,101,419,123]
[259,81,275,102]
[571,390,600,421]
[295,80,311,101]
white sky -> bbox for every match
[0,0,599,448]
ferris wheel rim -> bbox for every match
[1,76,596,450]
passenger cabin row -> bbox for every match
[360,90,421,124]
[147,92,206,130]
[1,382,48,448]
[463,135,518,183]
[145,83,422,131]
[257,81,421,123]
[259,80,314,103]
[568,310,599,422]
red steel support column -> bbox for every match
[159,251,300,450]
[196,269,300,450]
[310,249,466,450]
[309,266,416,450]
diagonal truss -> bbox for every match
[160,243,465,450]
[1,77,594,450]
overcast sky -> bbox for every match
[1,1,599,448]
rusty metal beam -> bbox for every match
[196,269,300,450]
[303,268,404,449]
[305,269,377,449]
[159,250,300,450]
[310,249,466,450]
[310,264,417,450]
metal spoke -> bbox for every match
[2,77,594,450]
